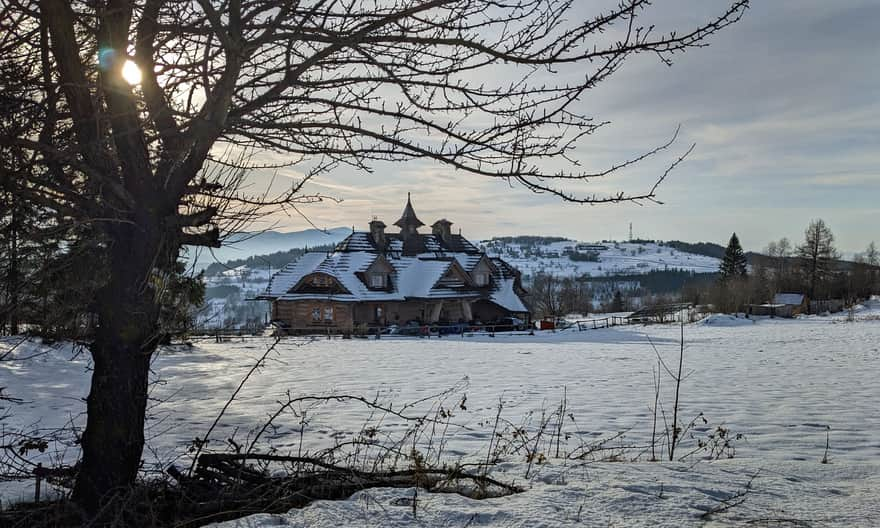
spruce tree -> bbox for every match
[719,233,748,280]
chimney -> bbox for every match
[432,219,453,244]
[369,218,386,248]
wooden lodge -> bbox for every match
[258,195,530,333]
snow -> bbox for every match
[263,251,329,297]
[697,314,756,327]
[2,300,880,526]
[262,247,523,306]
[482,240,720,278]
[774,293,806,305]
[490,277,529,313]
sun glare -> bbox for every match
[121,60,142,85]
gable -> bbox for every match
[365,254,395,274]
[290,272,351,294]
[471,255,496,273]
[434,260,472,289]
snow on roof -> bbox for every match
[263,252,328,297]
[452,253,483,271]
[491,277,528,312]
[774,293,805,305]
[261,230,528,311]
[396,258,452,298]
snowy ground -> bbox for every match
[2,301,880,526]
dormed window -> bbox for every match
[474,272,490,286]
[311,274,331,287]
[370,273,387,288]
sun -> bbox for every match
[121,60,142,85]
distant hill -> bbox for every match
[183,227,350,271]
[489,235,570,246]
[664,240,766,264]
[202,244,337,276]
[663,240,726,259]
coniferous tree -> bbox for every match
[611,290,626,312]
[719,233,748,280]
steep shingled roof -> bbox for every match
[393,193,424,229]
[260,235,527,312]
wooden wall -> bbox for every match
[273,298,523,329]
[273,301,354,329]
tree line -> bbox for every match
[707,220,878,313]
[525,219,879,319]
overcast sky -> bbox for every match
[256,1,879,253]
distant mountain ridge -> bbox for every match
[184,227,351,271]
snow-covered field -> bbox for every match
[2,301,879,526]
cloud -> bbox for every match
[249,1,880,253]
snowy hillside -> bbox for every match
[197,266,274,328]
[481,239,720,278]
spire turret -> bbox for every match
[393,192,424,233]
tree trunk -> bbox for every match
[72,217,165,513]
[72,337,152,511]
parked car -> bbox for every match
[389,320,424,336]
[437,322,468,335]
[486,316,526,332]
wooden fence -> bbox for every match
[572,316,631,332]
[186,322,536,341]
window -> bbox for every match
[375,306,384,320]
[311,307,321,321]
[474,272,490,286]
[370,273,386,288]
[323,306,334,321]
[311,275,330,287]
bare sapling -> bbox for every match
[554,386,568,459]
[648,318,742,463]
[669,320,685,461]
[822,426,831,464]
[651,361,661,462]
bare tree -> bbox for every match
[865,242,879,267]
[1,0,748,513]
[852,241,880,298]
[797,219,839,300]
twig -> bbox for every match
[188,336,284,475]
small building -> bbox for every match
[258,195,530,332]
[747,293,808,318]
[773,293,809,316]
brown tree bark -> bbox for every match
[72,211,167,510]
